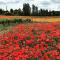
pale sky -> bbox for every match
[0,0,60,11]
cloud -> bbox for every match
[0,0,19,4]
[29,0,51,10]
[0,1,6,5]
[51,0,60,4]
[0,0,60,11]
[41,1,51,5]
[8,0,19,4]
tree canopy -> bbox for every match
[0,3,60,16]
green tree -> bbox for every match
[23,3,31,16]
[0,9,3,15]
[32,5,38,16]
[10,9,14,15]
[13,9,18,15]
[18,8,23,16]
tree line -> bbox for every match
[0,3,60,16]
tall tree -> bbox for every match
[32,5,38,16]
[23,3,31,16]
[0,9,3,15]
[18,8,23,16]
[13,9,18,15]
[10,9,14,15]
[32,5,35,16]
[35,6,38,16]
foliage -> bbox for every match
[0,3,60,16]
[0,18,32,25]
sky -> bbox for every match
[0,0,60,11]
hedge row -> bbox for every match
[0,19,32,24]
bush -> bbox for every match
[23,19,32,23]
[0,18,32,25]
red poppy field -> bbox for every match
[0,22,60,60]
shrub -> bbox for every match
[0,18,32,25]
